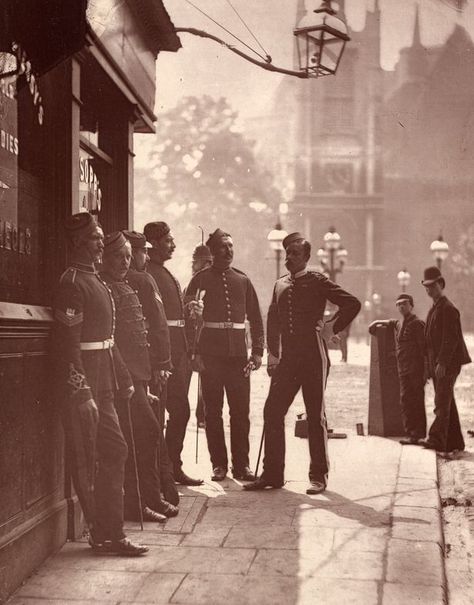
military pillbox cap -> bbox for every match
[104,231,128,253]
[282,232,304,249]
[64,211,98,238]
[206,228,231,251]
[395,293,414,306]
[123,230,147,249]
[193,244,212,261]
[143,221,170,243]
[421,266,443,286]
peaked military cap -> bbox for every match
[282,232,305,249]
[193,244,212,261]
[421,266,444,286]
[395,293,414,306]
[104,231,128,253]
[206,228,231,251]
[143,221,170,243]
[123,230,147,249]
[64,211,99,239]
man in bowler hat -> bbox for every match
[144,221,203,486]
[245,233,361,495]
[51,212,147,555]
[419,266,471,456]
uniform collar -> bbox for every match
[291,269,307,280]
[71,261,96,274]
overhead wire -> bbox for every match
[224,0,271,62]
[182,0,270,62]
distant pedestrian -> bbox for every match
[144,221,203,486]
[185,229,265,482]
[245,233,361,495]
[369,293,426,444]
[419,266,471,457]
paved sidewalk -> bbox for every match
[10,429,445,605]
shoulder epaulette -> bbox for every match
[59,267,77,285]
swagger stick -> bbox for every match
[255,427,265,478]
[125,397,144,531]
[191,289,206,464]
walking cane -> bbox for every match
[195,375,201,464]
[255,427,265,478]
[191,289,206,465]
[125,396,144,531]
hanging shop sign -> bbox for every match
[0,69,18,233]
[79,150,102,214]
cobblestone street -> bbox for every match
[9,339,474,604]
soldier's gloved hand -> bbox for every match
[78,398,99,426]
[267,353,279,377]
[243,354,262,377]
[153,369,171,385]
[191,354,205,373]
[119,385,135,400]
[188,299,204,319]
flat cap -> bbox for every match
[104,231,128,253]
[282,232,305,249]
[395,293,414,306]
[64,211,99,238]
[123,230,147,249]
[144,221,170,243]
[206,228,231,251]
[192,244,212,261]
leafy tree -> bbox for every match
[134,95,282,302]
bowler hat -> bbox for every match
[421,266,443,286]
[395,293,414,306]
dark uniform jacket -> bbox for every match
[101,273,151,381]
[267,270,361,358]
[51,262,132,405]
[126,268,172,372]
[147,258,187,356]
[425,296,471,373]
[389,314,425,377]
[185,265,265,358]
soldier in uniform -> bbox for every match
[419,266,471,456]
[123,230,179,506]
[185,228,265,482]
[144,221,203,486]
[51,212,147,556]
[245,233,361,495]
[101,232,178,522]
[186,244,213,428]
[369,293,427,445]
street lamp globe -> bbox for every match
[397,268,411,291]
[430,235,449,265]
[294,0,350,78]
[267,223,288,251]
[323,226,341,250]
[316,247,329,265]
[336,246,348,265]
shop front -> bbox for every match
[0,2,180,599]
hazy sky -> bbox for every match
[152,0,474,119]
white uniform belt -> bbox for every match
[167,319,185,327]
[203,321,246,330]
[80,338,114,350]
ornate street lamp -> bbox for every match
[430,234,449,269]
[294,0,350,77]
[267,223,288,280]
[317,226,347,282]
[397,268,411,293]
[175,1,350,80]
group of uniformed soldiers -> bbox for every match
[52,210,381,556]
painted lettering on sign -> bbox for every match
[79,152,102,213]
[11,42,44,125]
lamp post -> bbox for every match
[267,223,288,280]
[316,226,347,282]
[430,234,449,269]
[175,1,350,80]
[397,268,411,293]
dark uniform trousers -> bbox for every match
[116,380,163,516]
[429,369,464,452]
[201,355,250,471]
[399,373,426,439]
[263,339,330,485]
[162,352,191,472]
